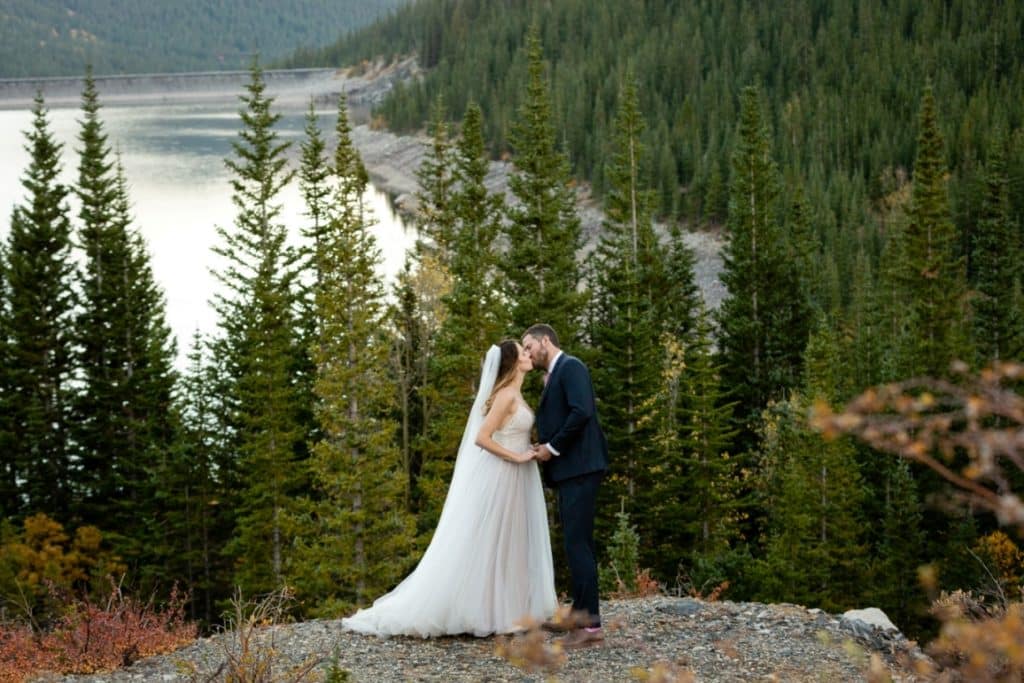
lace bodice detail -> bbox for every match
[492,403,534,453]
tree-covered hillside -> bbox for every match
[289,1,1023,252]
[0,0,409,78]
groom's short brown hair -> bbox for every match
[524,323,559,348]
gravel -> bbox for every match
[54,596,928,682]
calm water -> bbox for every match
[0,99,416,366]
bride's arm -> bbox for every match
[475,390,534,463]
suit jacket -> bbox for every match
[536,353,609,485]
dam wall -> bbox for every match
[0,68,342,109]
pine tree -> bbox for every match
[167,332,227,626]
[414,95,457,264]
[848,247,885,389]
[869,458,926,632]
[897,85,970,377]
[300,96,416,614]
[716,86,810,444]
[3,92,76,521]
[972,130,1022,363]
[653,305,741,580]
[73,71,179,574]
[785,183,820,312]
[299,97,332,300]
[658,225,702,345]
[211,61,307,594]
[417,101,506,531]
[0,246,15,517]
[588,73,666,549]
[504,27,585,343]
[752,319,867,612]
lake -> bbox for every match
[0,88,416,367]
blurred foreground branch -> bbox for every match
[811,360,1024,532]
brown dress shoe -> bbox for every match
[555,627,604,650]
[541,619,572,633]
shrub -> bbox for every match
[0,580,195,681]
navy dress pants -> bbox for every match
[555,471,603,627]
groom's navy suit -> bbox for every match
[536,352,608,626]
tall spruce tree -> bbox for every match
[869,458,926,632]
[658,225,702,344]
[716,86,810,444]
[504,27,585,343]
[752,321,867,611]
[415,96,457,264]
[168,332,227,626]
[897,85,970,377]
[300,96,415,614]
[972,130,1022,363]
[0,246,14,516]
[299,97,332,300]
[588,74,666,547]
[417,101,506,532]
[212,61,307,594]
[653,304,741,581]
[73,71,179,575]
[3,92,76,521]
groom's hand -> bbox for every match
[534,443,553,462]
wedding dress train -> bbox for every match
[342,349,556,638]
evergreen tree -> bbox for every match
[869,458,926,632]
[0,247,15,517]
[716,86,810,444]
[587,74,666,550]
[414,95,457,264]
[897,85,970,376]
[211,61,307,594]
[504,27,585,343]
[972,130,1022,363]
[785,183,821,313]
[417,101,506,531]
[72,67,120,524]
[752,321,867,612]
[388,254,450,514]
[73,70,179,578]
[299,97,332,300]
[658,225,702,345]
[167,332,228,626]
[3,92,76,521]
[653,305,741,581]
[848,247,885,389]
[300,96,416,613]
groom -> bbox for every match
[522,323,609,649]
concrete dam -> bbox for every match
[0,68,344,109]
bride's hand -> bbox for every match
[516,448,537,463]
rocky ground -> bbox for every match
[50,596,929,682]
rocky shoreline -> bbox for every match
[50,596,927,682]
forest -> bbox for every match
[2,0,1024,660]
[0,0,407,78]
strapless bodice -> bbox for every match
[492,403,534,453]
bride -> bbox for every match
[342,340,557,637]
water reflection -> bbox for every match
[0,101,416,367]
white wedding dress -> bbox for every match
[342,347,556,638]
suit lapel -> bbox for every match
[538,353,565,407]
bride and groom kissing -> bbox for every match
[343,323,609,650]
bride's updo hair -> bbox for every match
[485,339,521,413]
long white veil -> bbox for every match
[432,344,501,529]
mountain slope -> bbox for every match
[286,0,1024,237]
[0,0,410,78]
